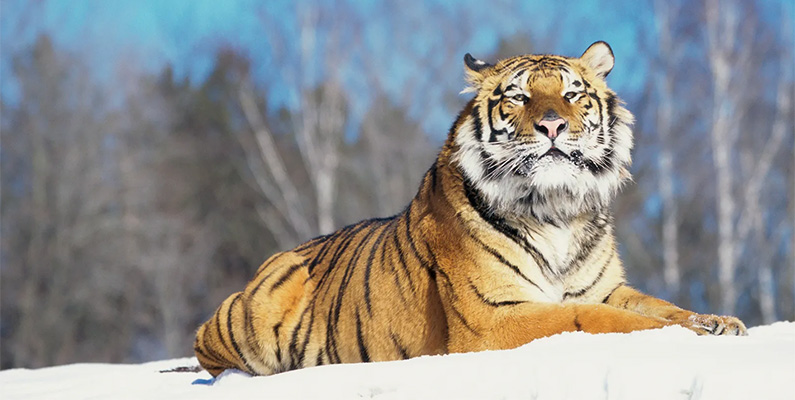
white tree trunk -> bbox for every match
[654,0,681,297]
[706,0,740,315]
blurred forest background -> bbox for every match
[1,0,792,369]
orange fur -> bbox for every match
[195,42,746,377]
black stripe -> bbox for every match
[564,215,608,275]
[306,226,348,275]
[605,94,617,127]
[574,315,583,331]
[308,226,351,284]
[471,105,484,142]
[298,306,316,365]
[273,322,284,366]
[486,98,500,142]
[314,222,373,294]
[288,305,312,368]
[423,241,438,279]
[583,150,614,174]
[480,150,500,179]
[332,222,383,326]
[593,93,604,126]
[469,281,527,307]
[194,342,227,367]
[272,322,283,364]
[214,302,236,360]
[380,221,409,306]
[226,294,255,373]
[498,104,509,121]
[194,345,223,367]
[466,229,542,292]
[403,204,430,268]
[294,232,334,253]
[364,222,392,315]
[505,59,534,71]
[429,161,440,192]
[463,178,551,280]
[601,284,623,304]
[325,304,340,364]
[242,294,258,367]
[249,252,290,296]
[450,304,478,335]
[355,310,371,362]
[326,221,385,364]
[392,227,416,292]
[201,326,233,368]
[269,264,304,293]
[434,268,479,335]
[390,333,410,360]
[563,251,615,299]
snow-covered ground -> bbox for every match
[2,322,794,400]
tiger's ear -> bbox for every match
[462,53,494,93]
[580,41,614,79]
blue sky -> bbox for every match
[0,0,788,136]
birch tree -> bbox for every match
[235,4,350,245]
[750,9,792,323]
[705,0,790,315]
[653,0,682,298]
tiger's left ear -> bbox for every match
[462,53,494,93]
[580,41,614,79]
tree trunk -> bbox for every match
[654,0,681,298]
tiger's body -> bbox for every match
[195,42,746,377]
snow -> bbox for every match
[2,322,794,400]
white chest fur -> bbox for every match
[510,216,603,303]
[531,223,575,276]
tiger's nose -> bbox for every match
[534,118,568,140]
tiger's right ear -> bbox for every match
[462,53,494,93]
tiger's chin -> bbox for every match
[473,157,625,224]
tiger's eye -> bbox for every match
[564,92,577,100]
[511,94,528,103]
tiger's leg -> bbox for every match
[194,252,311,376]
[194,291,252,377]
[447,302,672,353]
[604,284,747,336]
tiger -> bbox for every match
[194,41,747,377]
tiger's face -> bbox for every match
[453,42,634,222]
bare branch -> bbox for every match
[238,83,314,239]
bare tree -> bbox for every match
[705,0,749,314]
[653,0,682,298]
[705,0,791,315]
[353,94,438,218]
[235,4,350,245]
[1,36,137,367]
[752,9,792,323]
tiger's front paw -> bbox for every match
[683,314,748,336]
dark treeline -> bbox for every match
[1,0,793,369]
[0,37,438,368]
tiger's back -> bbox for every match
[195,205,448,376]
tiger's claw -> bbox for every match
[683,314,748,336]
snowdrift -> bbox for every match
[2,322,793,400]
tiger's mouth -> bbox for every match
[514,148,586,177]
[541,147,568,159]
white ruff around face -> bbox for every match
[453,106,633,223]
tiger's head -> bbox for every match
[452,41,634,223]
